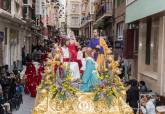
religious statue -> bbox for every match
[61,32,81,80]
[67,31,79,60]
[80,48,100,92]
[87,29,109,72]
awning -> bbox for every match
[125,0,165,23]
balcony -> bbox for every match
[81,13,94,27]
[0,0,11,13]
[69,23,80,28]
[69,21,80,28]
[95,1,113,22]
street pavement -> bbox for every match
[13,94,35,114]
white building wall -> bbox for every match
[0,17,28,70]
[138,15,165,95]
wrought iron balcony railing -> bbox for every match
[95,1,112,21]
[81,13,93,25]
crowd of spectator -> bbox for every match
[126,79,165,114]
[0,65,23,114]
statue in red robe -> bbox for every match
[67,39,78,59]
[67,39,82,69]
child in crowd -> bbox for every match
[16,81,24,96]
[139,81,148,93]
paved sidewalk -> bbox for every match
[13,94,35,114]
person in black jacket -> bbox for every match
[126,79,139,114]
[139,81,148,93]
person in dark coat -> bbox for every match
[9,78,16,99]
[139,81,148,93]
[126,80,139,114]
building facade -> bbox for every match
[34,0,61,43]
[59,15,66,35]
[126,0,165,95]
[0,0,27,69]
[93,0,113,42]
[66,0,81,36]
[80,0,94,39]
[114,0,138,80]
[0,0,61,70]
[47,1,60,39]
[114,0,125,58]
[23,0,37,55]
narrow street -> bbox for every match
[13,94,35,114]
[1,0,165,114]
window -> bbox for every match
[23,6,28,19]
[15,1,22,17]
[71,4,79,13]
[23,0,28,4]
[145,18,152,65]
[143,18,159,72]
[117,22,124,40]
[151,18,159,72]
[32,8,36,20]
[134,29,139,53]
[1,0,11,12]
[71,17,79,26]
[0,32,4,42]
[5,28,8,45]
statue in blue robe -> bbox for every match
[80,57,100,92]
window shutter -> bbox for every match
[123,29,134,59]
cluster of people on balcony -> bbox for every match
[95,0,109,19]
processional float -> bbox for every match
[32,46,133,114]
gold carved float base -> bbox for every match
[32,92,133,114]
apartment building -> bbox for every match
[93,0,113,39]
[0,0,27,69]
[66,0,81,36]
[80,0,94,38]
[126,0,165,95]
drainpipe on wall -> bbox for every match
[160,16,165,95]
